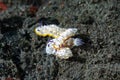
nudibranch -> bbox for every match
[45,28,84,59]
[34,24,66,38]
[35,24,84,59]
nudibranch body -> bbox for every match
[35,24,66,38]
[46,38,83,59]
[35,24,84,59]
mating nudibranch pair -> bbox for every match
[35,24,84,59]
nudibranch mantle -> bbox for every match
[46,37,82,59]
[35,24,66,38]
[35,24,84,59]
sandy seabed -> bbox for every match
[0,0,120,80]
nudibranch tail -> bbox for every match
[60,28,77,37]
[58,28,78,42]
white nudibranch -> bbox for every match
[35,24,84,59]
[34,24,66,38]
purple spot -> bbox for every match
[38,21,43,27]
[37,29,40,31]
[49,40,53,42]
[48,44,50,47]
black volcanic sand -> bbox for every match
[0,0,120,80]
